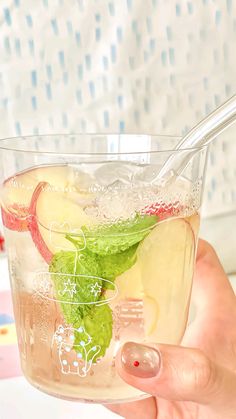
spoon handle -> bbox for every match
[158,94,236,179]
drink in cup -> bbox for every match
[0,135,207,402]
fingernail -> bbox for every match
[121,342,161,378]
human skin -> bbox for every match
[107,240,236,419]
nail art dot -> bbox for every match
[133,360,140,367]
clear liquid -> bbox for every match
[1,163,200,402]
[6,213,199,402]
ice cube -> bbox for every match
[94,161,141,187]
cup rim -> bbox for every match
[0,133,208,156]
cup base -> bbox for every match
[25,374,149,404]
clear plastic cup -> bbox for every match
[0,134,208,403]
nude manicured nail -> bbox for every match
[121,342,161,378]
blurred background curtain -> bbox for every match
[0,0,236,271]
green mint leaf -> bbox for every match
[49,250,103,323]
[74,301,113,362]
[79,213,158,255]
[49,213,156,364]
[99,244,138,289]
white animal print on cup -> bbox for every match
[52,324,101,377]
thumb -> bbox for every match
[117,342,236,407]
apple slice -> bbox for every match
[28,182,53,264]
[143,201,181,220]
[113,262,143,300]
[187,212,200,240]
[28,181,95,264]
[137,217,195,343]
[143,296,159,336]
[1,165,74,232]
[1,206,29,232]
[0,231,4,252]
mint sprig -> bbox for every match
[79,213,158,255]
[49,213,157,363]
[74,301,113,362]
[49,250,102,323]
[99,244,138,289]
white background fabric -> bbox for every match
[0,0,236,267]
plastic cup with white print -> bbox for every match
[0,134,208,403]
